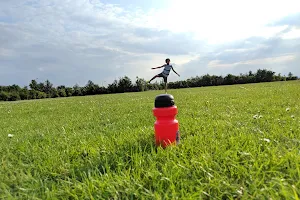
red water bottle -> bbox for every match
[153,94,180,148]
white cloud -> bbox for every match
[281,27,300,39]
[208,54,296,69]
[148,0,300,43]
[180,33,300,79]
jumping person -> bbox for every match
[148,58,180,93]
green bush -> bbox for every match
[37,92,47,99]
[0,91,9,101]
[58,89,67,97]
[50,89,59,98]
[29,90,38,99]
[8,92,21,101]
[19,90,29,100]
[65,87,74,97]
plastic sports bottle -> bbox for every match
[153,94,180,148]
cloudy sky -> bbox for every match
[1,0,300,87]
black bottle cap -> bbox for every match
[154,94,175,108]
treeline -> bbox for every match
[168,70,298,89]
[0,69,298,101]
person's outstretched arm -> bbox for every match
[151,65,165,69]
[172,67,180,76]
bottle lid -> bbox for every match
[154,94,175,108]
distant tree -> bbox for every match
[266,70,275,82]
[0,91,9,101]
[80,87,87,96]
[135,76,147,92]
[50,89,59,98]
[216,76,224,85]
[224,74,235,85]
[84,80,97,95]
[19,87,29,100]
[37,91,47,99]
[254,69,275,82]
[44,80,53,96]
[58,88,67,97]
[210,75,217,86]
[117,76,133,93]
[249,70,254,76]
[283,76,287,81]
[57,85,66,90]
[286,72,298,80]
[248,75,256,83]
[95,86,108,94]
[57,85,68,97]
[8,84,22,92]
[37,82,45,92]
[65,87,74,97]
[29,90,38,99]
[235,73,246,84]
[29,80,39,90]
[73,84,82,96]
[107,80,118,93]
[8,92,20,101]
[148,81,163,90]
[274,73,282,81]
[255,69,263,82]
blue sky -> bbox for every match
[0,0,300,87]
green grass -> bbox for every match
[0,81,300,199]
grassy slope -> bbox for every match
[0,81,299,199]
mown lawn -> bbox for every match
[0,81,299,199]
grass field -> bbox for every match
[0,81,300,199]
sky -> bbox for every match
[0,0,300,87]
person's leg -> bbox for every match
[149,73,163,83]
[164,82,167,94]
[148,75,158,83]
[164,76,168,94]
